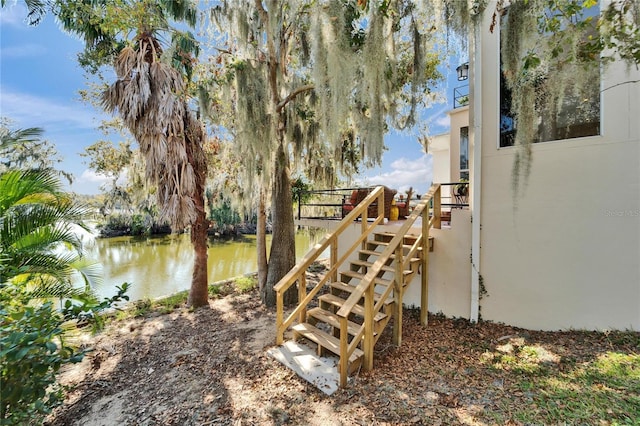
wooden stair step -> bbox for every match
[366,240,417,251]
[329,281,394,305]
[350,259,395,273]
[375,232,420,242]
[341,270,413,289]
[340,270,392,285]
[349,259,414,276]
[373,232,435,251]
[359,249,422,260]
[307,307,363,336]
[318,294,388,322]
[341,269,407,285]
[292,323,363,363]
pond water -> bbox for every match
[85,228,327,302]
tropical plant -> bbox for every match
[0,138,130,423]
[56,0,211,307]
[291,177,312,208]
[0,280,130,424]
[0,285,84,425]
[0,120,73,184]
[0,168,97,299]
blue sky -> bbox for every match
[1,1,461,196]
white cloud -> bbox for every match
[0,43,46,58]
[425,105,451,134]
[0,87,100,131]
[433,114,450,128]
[80,169,110,184]
[361,154,433,195]
[79,168,129,186]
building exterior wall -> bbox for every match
[429,133,451,185]
[401,210,472,318]
[475,11,640,330]
[448,106,470,183]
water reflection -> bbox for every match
[87,228,327,301]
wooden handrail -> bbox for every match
[275,183,442,386]
[340,184,441,375]
[274,186,384,294]
[275,186,386,344]
[336,184,441,319]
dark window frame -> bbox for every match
[498,7,601,148]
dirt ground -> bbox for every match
[47,280,639,426]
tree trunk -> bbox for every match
[187,129,209,308]
[188,197,209,307]
[263,142,296,307]
[257,188,268,298]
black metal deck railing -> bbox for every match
[454,85,469,109]
[295,183,469,221]
[295,187,363,220]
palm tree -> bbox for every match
[101,39,209,307]
[57,0,210,307]
[0,168,95,300]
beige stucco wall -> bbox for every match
[401,210,472,318]
[448,106,470,183]
[299,216,473,320]
[333,217,472,319]
[475,11,640,330]
[429,133,451,185]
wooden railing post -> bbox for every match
[298,275,307,324]
[361,205,368,251]
[276,291,284,344]
[339,317,348,387]
[363,284,374,371]
[421,204,430,327]
[330,237,338,283]
[393,245,404,346]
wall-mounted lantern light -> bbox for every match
[456,62,469,81]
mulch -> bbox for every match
[48,285,639,426]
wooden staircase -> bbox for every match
[273,184,442,390]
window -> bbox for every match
[499,7,601,148]
[460,126,469,180]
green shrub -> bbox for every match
[131,299,153,317]
[0,284,129,425]
[102,213,130,231]
[0,287,81,425]
[130,214,150,236]
[234,276,256,293]
[209,284,221,297]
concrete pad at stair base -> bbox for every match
[267,341,340,395]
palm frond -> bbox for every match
[0,127,44,153]
[10,251,79,280]
[71,257,104,292]
[26,274,86,300]
[1,199,89,256]
[23,0,51,25]
[0,169,62,215]
[8,223,83,255]
[0,168,95,300]
[158,0,198,27]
